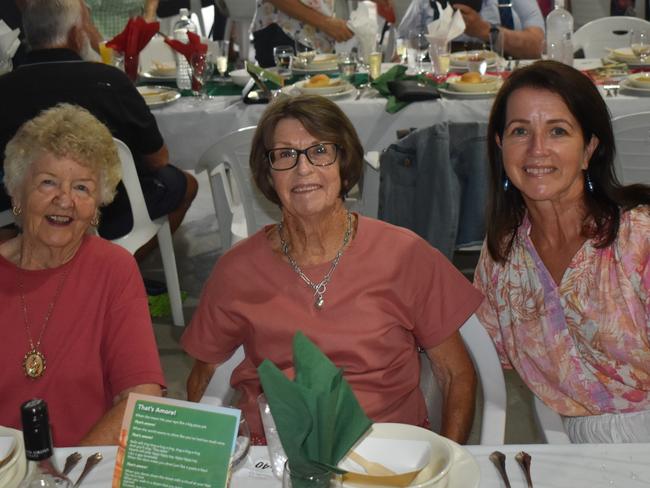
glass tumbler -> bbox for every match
[257,394,288,479]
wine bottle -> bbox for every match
[19,399,72,487]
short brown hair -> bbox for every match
[250,94,364,206]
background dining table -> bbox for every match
[147,60,650,173]
[54,442,650,487]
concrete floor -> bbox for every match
[144,171,545,445]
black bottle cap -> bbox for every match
[20,398,53,460]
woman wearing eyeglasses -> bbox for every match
[181,95,483,445]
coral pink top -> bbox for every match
[182,216,482,436]
[475,206,650,416]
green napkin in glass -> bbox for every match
[371,65,442,113]
[258,331,372,482]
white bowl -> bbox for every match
[229,68,252,87]
[447,74,499,93]
[295,78,348,95]
[627,72,650,89]
[339,423,453,488]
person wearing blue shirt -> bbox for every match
[455,0,544,58]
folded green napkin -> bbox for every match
[371,65,442,113]
[258,332,372,483]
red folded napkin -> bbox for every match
[106,16,160,81]
[164,32,207,90]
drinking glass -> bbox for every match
[428,38,450,79]
[294,35,316,67]
[273,45,294,74]
[630,30,650,63]
[489,29,506,74]
[395,38,408,64]
[210,39,230,82]
[337,51,358,81]
[367,51,382,80]
[408,30,429,73]
[466,50,487,74]
[282,461,332,488]
[230,416,251,472]
[257,394,287,479]
[190,52,215,98]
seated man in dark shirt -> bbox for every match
[0,0,197,256]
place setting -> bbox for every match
[619,71,650,96]
[437,71,503,99]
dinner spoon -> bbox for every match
[62,451,82,476]
[347,451,396,476]
[515,451,534,488]
[489,451,511,488]
[73,452,103,487]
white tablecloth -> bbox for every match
[151,60,650,171]
[54,443,650,487]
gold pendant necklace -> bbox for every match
[19,269,70,379]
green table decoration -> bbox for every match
[258,331,372,488]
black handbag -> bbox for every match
[387,80,441,102]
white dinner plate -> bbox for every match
[291,65,340,75]
[608,47,650,68]
[437,85,498,98]
[450,50,497,69]
[619,78,650,96]
[136,85,182,108]
[0,427,26,488]
[140,70,176,81]
[281,83,357,99]
[340,437,479,488]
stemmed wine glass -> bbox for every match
[273,45,294,75]
[630,30,650,64]
[190,52,215,99]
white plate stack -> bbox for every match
[0,426,27,488]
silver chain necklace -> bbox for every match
[279,212,353,310]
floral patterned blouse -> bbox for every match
[474,206,650,417]
[252,0,337,53]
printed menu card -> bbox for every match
[112,394,240,488]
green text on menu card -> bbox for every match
[115,394,240,488]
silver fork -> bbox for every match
[489,451,511,488]
[62,451,82,476]
[73,452,103,487]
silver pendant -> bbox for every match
[315,294,324,310]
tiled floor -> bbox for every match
[143,171,544,445]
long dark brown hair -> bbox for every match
[486,60,650,262]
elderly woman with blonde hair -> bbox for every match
[0,103,164,447]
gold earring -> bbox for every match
[11,205,21,216]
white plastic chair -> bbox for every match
[196,126,281,250]
[110,138,185,327]
[612,111,650,185]
[573,16,650,58]
[533,395,571,444]
[196,126,381,251]
[0,209,13,227]
[421,314,507,445]
[200,314,507,445]
[222,0,255,62]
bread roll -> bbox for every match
[460,71,482,83]
[307,74,331,87]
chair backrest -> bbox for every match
[0,209,13,227]
[612,111,650,185]
[573,16,650,58]
[533,395,571,444]
[111,138,160,252]
[200,314,506,445]
[570,0,609,29]
[421,314,507,445]
[197,126,282,249]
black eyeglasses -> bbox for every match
[267,143,340,171]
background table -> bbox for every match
[152,60,650,172]
[55,442,650,487]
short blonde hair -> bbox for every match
[4,103,121,206]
